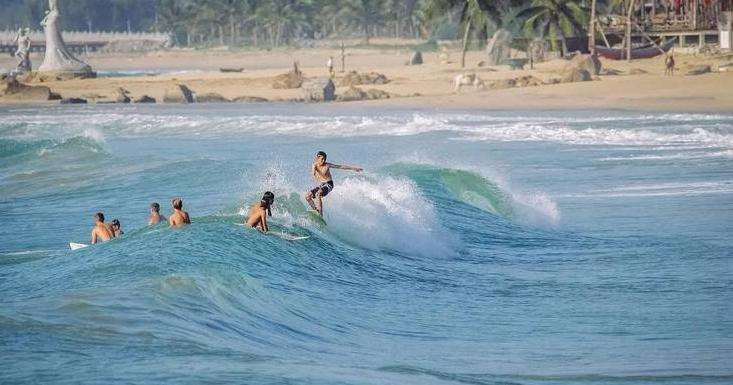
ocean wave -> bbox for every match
[2,109,732,149]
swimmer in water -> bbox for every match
[305,151,362,216]
[169,197,191,227]
[148,202,166,225]
[246,191,274,233]
[91,212,114,244]
[110,219,124,237]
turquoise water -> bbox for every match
[1,105,732,384]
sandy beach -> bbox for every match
[2,45,732,112]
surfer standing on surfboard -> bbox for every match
[246,191,275,233]
[169,198,191,227]
[91,212,115,244]
[305,151,362,216]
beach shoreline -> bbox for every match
[2,47,732,113]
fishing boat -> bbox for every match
[595,37,677,60]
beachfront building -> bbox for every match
[597,0,733,50]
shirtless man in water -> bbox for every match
[91,212,114,244]
[148,202,166,225]
[305,151,362,216]
[169,197,191,227]
[246,191,275,233]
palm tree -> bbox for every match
[426,0,505,67]
[340,0,386,44]
[518,0,588,56]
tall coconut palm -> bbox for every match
[426,0,505,67]
[340,0,386,44]
[518,0,588,56]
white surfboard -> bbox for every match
[69,242,89,250]
[307,210,327,225]
[234,224,309,241]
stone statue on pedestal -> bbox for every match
[38,0,94,76]
[14,28,32,73]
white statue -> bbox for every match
[14,28,32,73]
[39,0,93,74]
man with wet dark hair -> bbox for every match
[246,191,275,233]
[91,212,114,244]
[148,202,166,225]
[305,151,362,216]
[169,197,191,227]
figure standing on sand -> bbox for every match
[14,28,32,73]
[327,56,334,77]
[246,192,275,233]
[169,198,191,227]
[665,54,675,76]
[91,212,115,244]
[305,151,362,217]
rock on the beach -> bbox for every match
[197,93,231,103]
[487,78,516,89]
[564,54,602,76]
[115,88,131,103]
[366,89,390,100]
[337,86,368,101]
[302,78,336,102]
[486,29,512,66]
[163,84,195,103]
[0,77,53,100]
[232,95,269,103]
[338,71,389,87]
[408,51,423,65]
[272,70,305,89]
[514,75,544,87]
[529,38,549,63]
[134,95,156,103]
[60,97,87,104]
[686,65,711,76]
[560,68,592,83]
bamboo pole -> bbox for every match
[589,0,597,53]
[627,0,636,61]
[596,19,611,48]
[633,21,668,55]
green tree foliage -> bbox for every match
[517,0,588,55]
[0,0,592,52]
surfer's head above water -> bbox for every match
[95,212,105,223]
[261,191,275,217]
[150,202,160,213]
[172,198,183,210]
[316,151,327,164]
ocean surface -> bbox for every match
[1,104,731,385]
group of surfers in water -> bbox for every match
[90,151,362,244]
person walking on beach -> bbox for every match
[91,212,114,244]
[246,192,275,233]
[148,202,166,225]
[169,198,191,227]
[305,151,362,216]
[327,56,334,77]
[110,219,124,237]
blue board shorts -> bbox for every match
[310,181,334,197]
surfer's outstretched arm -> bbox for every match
[328,163,363,172]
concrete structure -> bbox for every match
[38,0,93,75]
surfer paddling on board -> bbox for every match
[169,198,191,227]
[305,151,362,216]
[246,191,275,233]
[91,212,115,244]
[148,202,166,225]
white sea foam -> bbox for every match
[325,175,458,258]
[559,180,733,198]
[2,110,732,149]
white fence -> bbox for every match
[0,30,169,46]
